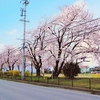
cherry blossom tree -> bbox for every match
[84,31,100,66]
[25,24,47,77]
[0,46,22,71]
[44,3,100,77]
[0,53,7,71]
[25,2,100,78]
[14,51,22,71]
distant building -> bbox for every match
[80,66,90,73]
[90,67,100,74]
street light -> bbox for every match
[20,0,29,80]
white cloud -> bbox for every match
[7,29,17,35]
[74,0,100,18]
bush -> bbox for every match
[7,70,14,76]
[13,70,21,77]
[0,70,3,76]
[63,62,80,79]
[4,72,7,76]
[24,71,31,77]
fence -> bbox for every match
[0,74,100,90]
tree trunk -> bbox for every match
[9,66,11,70]
[53,60,59,78]
[17,65,20,71]
[56,61,64,76]
[36,68,41,77]
[31,63,33,75]
[53,61,64,78]
[12,63,15,70]
[1,63,4,70]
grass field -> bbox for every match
[78,73,100,78]
[42,73,100,78]
[24,73,100,90]
[33,73,100,90]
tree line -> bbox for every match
[0,2,100,78]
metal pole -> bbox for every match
[22,3,26,80]
[20,0,29,80]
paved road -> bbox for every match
[0,80,100,100]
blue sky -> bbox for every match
[0,0,100,49]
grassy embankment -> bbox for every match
[0,73,100,90]
[24,73,100,90]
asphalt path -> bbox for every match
[0,80,100,100]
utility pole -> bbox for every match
[20,0,29,80]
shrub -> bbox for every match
[63,62,80,79]
[0,70,3,76]
[24,71,31,77]
[7,70,14,76]
[13,70,21,77]
[4,72,7,76]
